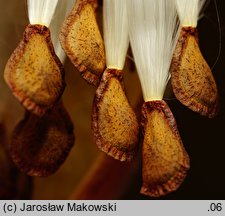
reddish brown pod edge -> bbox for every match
[171,27,218,118]
[9,103,75,177]
[92,68,139,162]
[60,0,105,86]
[4,24,65,116]
[140,100,190,197]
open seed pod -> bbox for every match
[92,69,139,161]
[9,102,75,177]
[60,0,105,86]
[171,27,218,118]
[4,24,65,116]
[140,100,190,197]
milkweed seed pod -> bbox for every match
[92,0,139,162]
[4,0,65,116]
[141,101,189,196]
[127,0,190,196]
[7,0,75,178]
[170,0,218,118]
[9,102,75,177]
[60,0,106,86]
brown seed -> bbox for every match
[140,100,190,197]
[92,68,139,162]
[60,0,105,86]
[9,103,75,177]
[171,27,218,118]
[4,24,65,116]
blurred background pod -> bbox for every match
[9,102,75,177]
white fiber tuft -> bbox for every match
[27,0,59,27]
[103,0,129,70]
[175,0,207,27]
[50,0,75,63]
[127,0,180,101]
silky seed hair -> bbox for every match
[50,0,75,62]
[103,0,129,70]
[127,0,180,101]
[27,0,59,27]
[175,0,207,27]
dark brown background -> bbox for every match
[0,0,225,199]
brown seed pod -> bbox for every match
[60,0,105,86]
[92,68,139,162]
[140,100,190,197]
[171,27,218,118]
[4,24,65,116]
[9,103,75,177]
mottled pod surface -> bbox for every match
[141,100,190,197]
[171,27,218,118]
[92,69,139,162]
[9,103,75,177]
[60,0,105,86]
[4,24,65,116]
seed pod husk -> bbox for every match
[171,27,218,118]
[60,0,105,86]
[4,24,65,116]
[92,68,139,161]
[141,100,190,197]
[10,103,75,177]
